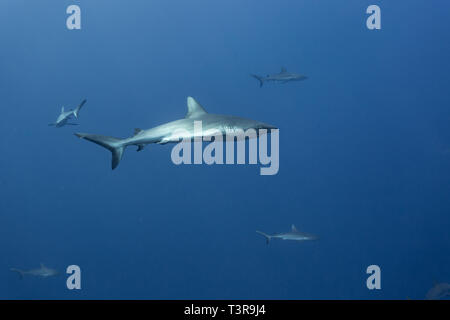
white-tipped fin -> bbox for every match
[61,106,65,113]
[185,97,207,119]
[291,225,298,232]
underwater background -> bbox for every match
[1,0,450,299]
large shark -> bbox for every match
[251,67,307,87]
[10,263,59,279]
[256,225,318,244]
[49,99,87,127]
[75,96,277,170]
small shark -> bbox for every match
[256,225,318,244]
[426,282,450,300]
[251,67,307,87]
[10,263,60,279]
[75,96,277,170]
[49,99,87,127]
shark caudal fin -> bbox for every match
[256,231,271,245]
[73,99,87,119]
[10,268,25,279]
[251,74,264,87]
[75,133,126,170]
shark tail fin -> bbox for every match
[256,231,271,245]
[75,133,126,170]
[10,268,24,279]
[73,99,87,119]
[251,74,264,87]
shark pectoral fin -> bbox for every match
[157,137,175,145]
[136,144,145,152]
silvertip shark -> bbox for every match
[256,225,318,244]
[49,99,87,127]
[251,67,308,87]
[10,263,59,279]
[426,282,450,300]
[75,96,277,170]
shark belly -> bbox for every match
[130,117,231,146]
[56,119,67,127]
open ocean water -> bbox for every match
[1,1,450,300]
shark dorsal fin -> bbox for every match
[40,263,45,269]
[61,106,65,113]
[281,67,287,73]
[185,97,207,119]
[133,128,143,136]
[291,224,298,232]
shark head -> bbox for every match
[251,121,278,131]
[237,119,277,137]
[39,263,60,277]
[186,96,278,133]
[254,121,278,131]
[292,74,308,81]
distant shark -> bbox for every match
[251,67,307,87]
[426,282,450,300]
[75,96,277,170]
[49,99,87,127]
[10,263,59,279]
[256,225,318,244]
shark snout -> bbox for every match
[260,123,278,130]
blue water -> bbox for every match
[1,0,450,299]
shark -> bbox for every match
[10,263,60,279]
[251,67,308,87]
[426,282,450,300]
[75,96,277,170]
[256,225,318,244]
[49,99,87,127]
